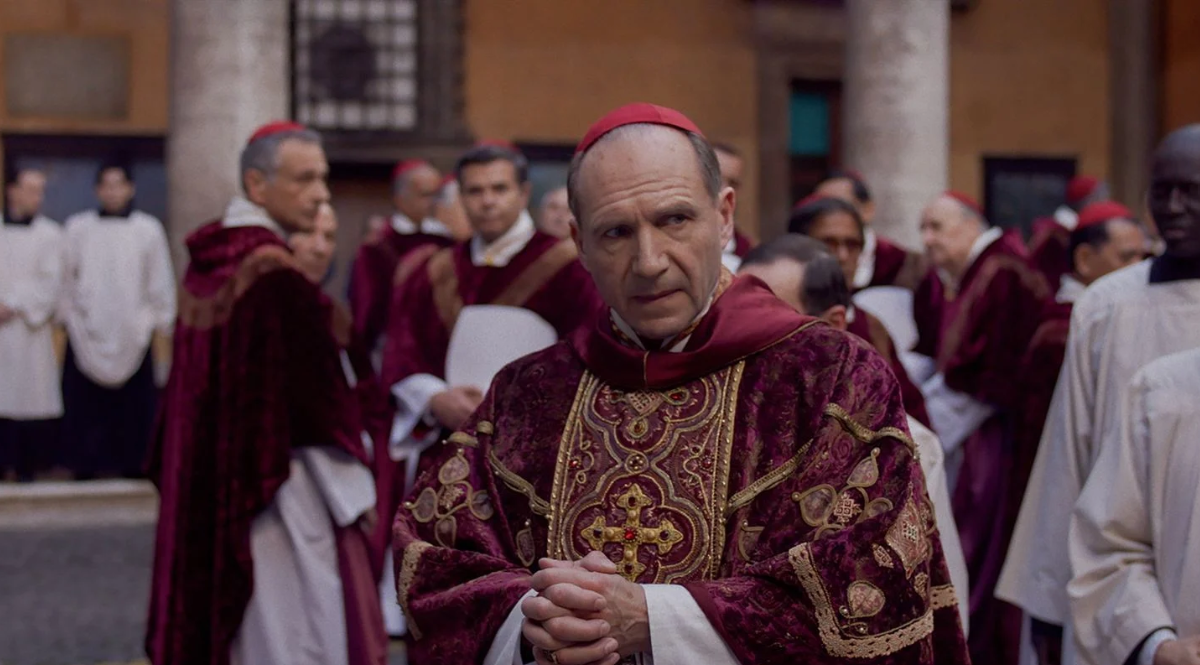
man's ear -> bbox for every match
[718,186,736,247]
[570,219,591,274]
[860,200,877,225]
[820,305,849,331]
[1074,243,1097,281]
[244,169,268,206]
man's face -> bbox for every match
[807,211,864,284]
[538,187,573,240]
[815,177,874,224]
[96,168,135,214]
[1148,134,1200,259]
[715,149,744,194]
[574,128,734,341]
[1076,218,1148,284]
[248,139,331,233]
[739,259,804,313]
[6,171,46,218]
[394,166,442,224]
[289,205,338,283]
[460,160,530,243]
[920,196,983,276]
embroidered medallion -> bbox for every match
[845,580,887,619]
[405,448,492,548]
[885,498,931,577]
[516,520,536,567]
[547,366,743,583]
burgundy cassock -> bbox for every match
[392,275,969,664]
[348,223,454,354]
[847,309,932,428]
[912,230,1050,665]
[145,223,382,665]
[1027,217,1071,291]
[870,235,928,290]
[375,232,604,559]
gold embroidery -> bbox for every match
[789,543,933,658]
[738,523,764,562]
[398,541,433,641]
[405,450,493,547]
[824,404,916,452]
[547,365,743,583]
[488,447,551,517]
[516,520,536,567]
[726,439,813,516]
[795,485,838,528]
[581,484,685,581]
[476,420,495,435]
[847,448,881,488]
[873,544,895,569]
[913,572,930,599]
[845,580,887,619]
[447,431,478,447]
[930,584,958,610]
[885,498,931,577]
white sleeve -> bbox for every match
[921,373,995,455]
[5,227,63,328]
[644,585,740,665]
[390,373,448,447]
[483,590,537,665]
[145,219,177,333]
[298,446,377,528]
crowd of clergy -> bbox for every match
[2,101,1199,665]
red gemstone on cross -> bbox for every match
[624,528,637,541]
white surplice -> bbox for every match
[60,209,176,387]
[1068,348,1200,665]
[0,216,64,419]
[997,260,1200,632]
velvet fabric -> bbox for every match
[392,278,968,664]
[847,309,932,428]
[380,231,603,388]
[916,230,1049,665]
[146,222,370,665]
[336,525,390,665]
[348,225,454,354]
[871,236,927,290]
[1028,217,1070,291]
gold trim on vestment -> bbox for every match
[789,543,933,658]
[447,431,478,448]
[493,239,578,308]
[397,540,432,641]
[488,447,551,517]
[930,584,958,611]
[824,404,916,453]
[726,439,813,516]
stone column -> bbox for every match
[843,0,949,250]
[1109,0,1158,208]
[166,0,290,272]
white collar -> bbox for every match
[938,226,1003,289]
[391,213,453,238]
[853,228,878,289]
[1054,205,1078,231]
[470,210,536,267]
[222,196,285,238]
[1056,274,1086,304]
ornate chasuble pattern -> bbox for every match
[546,364,744,584]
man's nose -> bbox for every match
[631,228,670,277]
[1168,186,1187,214]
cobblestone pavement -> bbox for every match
[0,524,406,665]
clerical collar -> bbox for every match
[1057,274,1087,304]
[3,212,34,226]
[1053,205,1078,231]
[470,210,535,267]
[939,226,1003,289]
[1149,254,1200,284]
[853,228,878,289]
[222,196,286,239]
[98,203,135,219]
[392,213,452,238]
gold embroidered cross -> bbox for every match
[582,484,685,581]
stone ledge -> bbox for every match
[0,480,158,530]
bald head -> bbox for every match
[1148,124,1200,259]
[393,163,442,223]
[920,194,987,279]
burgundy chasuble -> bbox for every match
[146,223,372,665]
[348,225,454,353]
[924,230,1050,665]
[392,276,968,664]
[871,236,927,291]
[1027,217,1071,291]
[847,310,932,428]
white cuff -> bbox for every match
[483,590,537,665]
[645,585,740,665]
[921,373,995,455]
[298,446,377,528]
[390,373,448,445]
[1138,628,1177,665]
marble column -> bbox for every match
[166,0,290,272]
[843,0,949,250]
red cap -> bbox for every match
[247,120,307,146]
[576,103,705,155]
[792,193,831,212]
[1076,200,1134,229]
[1066,176,1100,205]
[945,191,983,217]
[392,159,431,181]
